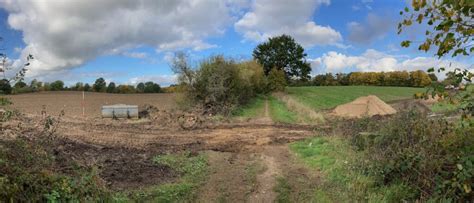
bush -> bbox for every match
[0,79,12,95]
[267,68,287,92]
[349,111,474,201]
[0,138,111,201]
[175,56,267,115]
[189,56,253,115]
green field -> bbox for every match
[287,86,424,110]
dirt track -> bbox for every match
[5,94,327,202]
[47,98,325,202]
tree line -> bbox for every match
[309,70,436,87]
[0,77,164,94]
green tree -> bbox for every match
[73,82,84,91]
[0,79,12,94]
[83,83,91,91]
[253,35,311,81]
[50,80,64,91]
[409,70,432,87]
[106,82,116,93]
[144,82,161,93]
[30,79,42,91]
[267,68,287,92]
[14,81,27,89]
[93,78,106,92]
[136,82,145,93]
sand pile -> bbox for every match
[332,95,397,118]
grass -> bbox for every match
[274,177,291,203]
[431,101,459,113]
[268,96,298,123]
[232,95,266,118]
[289,136,413,202]
[244,160,266,198]
[287,86,424,110]
[120,152,208,202]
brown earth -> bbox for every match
[6,91,177,119]
[332,95,397,118]
[2,93,328,201]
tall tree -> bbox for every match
[136,82,145,93]
[50,80,64,91]
[93,77,107,92]
[106,82,116,93]
[253,35,311,81]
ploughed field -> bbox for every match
[6,91,177,118]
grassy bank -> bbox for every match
[289,136,411,202]
[287,86,423,110]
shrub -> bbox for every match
[350,111,474,201]
[0,79,12,95]
[175,55,266,115]
[267,68,287,92]
[0,138,111,201]
[189,56,252,115]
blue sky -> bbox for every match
[0,0,472,86]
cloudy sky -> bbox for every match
[0,0,472,86]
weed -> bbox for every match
[290,136,412,202]
[126,152,208,202]
[274,177,291,203]
[244,160,266,196]
[0,97,12,106]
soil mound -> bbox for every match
[332,95,396,118]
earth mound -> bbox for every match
[332,95,397,118]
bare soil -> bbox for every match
[2,93,329,201]
[6,91,177,119]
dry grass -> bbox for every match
[272,92,325,124]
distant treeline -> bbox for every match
[0,77,174,95]
[306,70,436,87]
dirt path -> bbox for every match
[33,99,324,202]
[252,98,273,125]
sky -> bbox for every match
[0,0,472,86]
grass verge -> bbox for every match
[268,96,298,123]
[119,152,208,202]
[289,136,412,202]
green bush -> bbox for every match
[0,79,12,95]
[267,68,287,92]
[350,111,474,201]
[0,138,111,201]
[181,56,267,115]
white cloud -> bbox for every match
[1,0,232,77]
[128,75,177,86]
[312,49,471,79]
[234,0,342,47]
